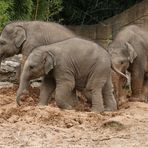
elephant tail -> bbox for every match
[111,64,129,80]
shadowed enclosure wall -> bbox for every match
[68,0,148,48]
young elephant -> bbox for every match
[16,38,117,112]
[108,25,148,105]
[0,21,75,79]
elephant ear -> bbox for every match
[44,51,56,75]
[14,26,26,48]
[125,42,137,63]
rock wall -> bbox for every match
[0,55,21,83]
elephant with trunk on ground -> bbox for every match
[16,37,118,113]
[0,21,126,110]
[108,25,148,106]
[0,21,75,79]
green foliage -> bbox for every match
[11,0,33,20]
[32,0,48,20]
[31,0,63,22]
[0,0,144,27]
[48,0,63,22]
[0,0,12,30]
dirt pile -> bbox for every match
[0,85,148,148]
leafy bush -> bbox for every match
[0,0,144,28]
[0,0,12,30]
[32,0,63,22]
[31,0,48,20]
[48,0,63,22]
[11,0,33,20]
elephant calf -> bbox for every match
[16,37,117,112]
[108,25,148,105]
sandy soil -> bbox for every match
[0,85,148,148]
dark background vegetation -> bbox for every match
[0,0,143,29]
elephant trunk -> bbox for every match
[112,70,128,106]
[16,72,30,106]
[111,63,129,81]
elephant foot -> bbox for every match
[60,105,73,110]
[56,100,73,110]
[38,102,48,106]
[91,106,104,113]
[104,108,113,112]
[67,99,78,108]
[38,98,49,106]
[104,98,117,111]
[104,106,117,112]
[37,105,48,110]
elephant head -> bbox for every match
[0,24,26,63]
[110,42,137,72]
[108,41,137,103]
[16,49,56,106]
[0,21,75,69]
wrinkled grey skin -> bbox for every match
[16,38,117,112]
[108,25,148,104]
[0,21,75,78]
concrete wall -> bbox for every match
[68,0,148,48]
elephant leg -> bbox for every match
[85,72,109,112]
[38,76,55,105]
[64,88,78,107]
[91,89,104,112]
[83,89,104,112]
[112,72,127,106]
[71,89,79,107]
[102,76,117,111]
[130,64,145,101]
[85,79,105,112]
[55,81,76,109]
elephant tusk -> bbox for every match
[111,64,129,80]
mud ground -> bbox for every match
[0,85,148,148]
